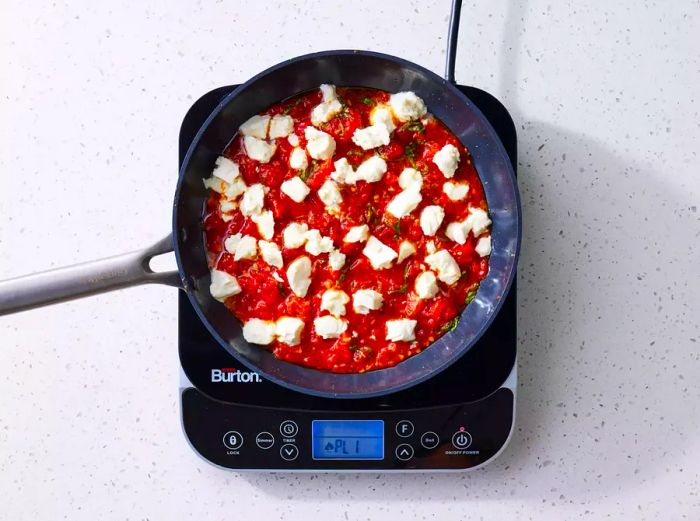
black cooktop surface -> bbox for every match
[178,83,517,411]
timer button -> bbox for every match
[420,431,440,449]
[452,429,472,449]
[395,420,414,438]
[280,420,298,437]
[395,443,414,461]
[222,431,243,450]
[280,443,299,461]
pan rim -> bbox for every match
[173,49,522,399]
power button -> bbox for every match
[451,429,472,449]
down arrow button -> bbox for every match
[280,443,299,461]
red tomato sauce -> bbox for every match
[203,87,490,373]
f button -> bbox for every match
[395,420,414,438]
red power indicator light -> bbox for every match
[459,427,465,432]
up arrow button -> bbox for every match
[395,443,414,461]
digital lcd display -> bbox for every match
[311,420,384,460]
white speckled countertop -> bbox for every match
[1,0,699,519]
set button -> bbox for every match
[280,443,299,461]
[280,420,298,437]
[420,431,440,449]
[222,430,243,450]
[452,429,472,449]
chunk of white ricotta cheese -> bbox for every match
[310,84,343,126]
[432,144,460,178]
[465,207,492,237]
[281,176,311,203]
[443,181,469,201]
[251,210,275,240]
[211,156,240,183]
[328,250,346,271]
[420,205,445,236]
[258,240,283,268]
[397,241,416,263]
[425,250,461,285]
[362,236,398,269]
[283,222,309,249]
[269,114,294,139]
[240,183,266,216]
[209,269,242,302]
[243,318,276,345]
[286,256,312,297]
[320,289,350,317]
[305,126,336,160]
[233,235,258,261]
[343,224,370,243]
[318,180,343,212]
[314,315,348,339]
[398,168,422,190]
[243,136,276,163]
[386,186,422,218]
[224,177,247,200]
[444,220,470,244]
[352,289,384,315]
[475,236,492,257]
[275,316,304,346]
[389,92,427,122]
[239,115,270,139]
[289,147,309,171]
[352,156,387,184]
[370,105,396,133]
[303,230,335,256]
[385,319,417,342]
[352,124,391,150]
[415,271,439,299]
[330,157,355,184]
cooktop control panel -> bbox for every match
[181,386,514,471]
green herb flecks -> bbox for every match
[465,283,480,305]
[283,98,302,115]
[337,96,349,114]
[389,284,408,295]
[401,121,425,133]
[366,203,375,224]
[441,316,460,333]
[404,141,417,167]
[392,220,401,238]
[389,263,411,295]
[349,345,374,358]
[298,164,313,182]
[403,261,411,280]
[361,97,375,106]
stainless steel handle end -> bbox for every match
[0,234,181,316]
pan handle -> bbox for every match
[444,0,463,83]
[0,235,182,316]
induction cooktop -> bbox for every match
[178,83,517,471]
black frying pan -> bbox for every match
[0,0,521,398]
